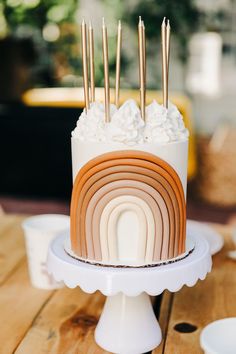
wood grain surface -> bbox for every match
[154,224,236,354]
[0,214,235,354]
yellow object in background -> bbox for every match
[22,88,197,180]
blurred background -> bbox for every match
[0,0,236,223]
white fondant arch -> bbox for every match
[100,195,155,265]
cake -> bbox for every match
[68,17,190,267]
[69,100,189,266]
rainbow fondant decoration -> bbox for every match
[70,150,186,265]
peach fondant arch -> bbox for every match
[87,180,168,261]
[87,186,163,261]
[70,150,186,263]
[84,165,181,260]
[78,171,177,258]
[72,159,184,255]
[80,173,173,260]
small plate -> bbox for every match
[200,318,236,354]
[187,220,224,256]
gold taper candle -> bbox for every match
[115,20,122,107]
[102,18,110,122]
[88,21,95,102]
[166,19,171,89]
[138,16,145,120]
[161,17,168,108]
[142,20,146,86]
[81,19,89,112]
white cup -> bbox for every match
[200,318,236,354]
[22,214,70,289]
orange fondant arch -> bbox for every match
[70,150,186,262]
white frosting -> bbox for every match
[72,99,189,145]
[72,102,117,142]
[105,99,145,145]
[144,101,189,143]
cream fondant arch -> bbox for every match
[71,151,186,257]
[100,195,155,264]
[70,150,186,264]
[87,181,166,261]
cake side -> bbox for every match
[70,148,187,266]
[71,139,188,198]
[70,99,189,267]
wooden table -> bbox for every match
[1,214,236,354]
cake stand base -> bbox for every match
[47,232,211,354]
[95,292,161,354]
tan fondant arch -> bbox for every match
[87,185,163,260]
[86,179,170,260]
[74,166,182,257]
[70,150,186,262]
[72,158,184,253]
[84,165,181,259]
[81,173,176,259]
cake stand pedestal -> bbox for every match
[47,232,211,354]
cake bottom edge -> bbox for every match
[64,237,194,268]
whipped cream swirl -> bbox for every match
[105,99,145,145]
[72,102,117,141]
[144,101,189,143]
[72,99,189,144]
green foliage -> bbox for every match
[126,0,201,62]
[0,0,202,87]
[1,0,80,86]
[3,0,77,29]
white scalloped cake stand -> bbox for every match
[47,232,211,354]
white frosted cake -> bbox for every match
[69,99,189,267]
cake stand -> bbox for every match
[47,232,211,354]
